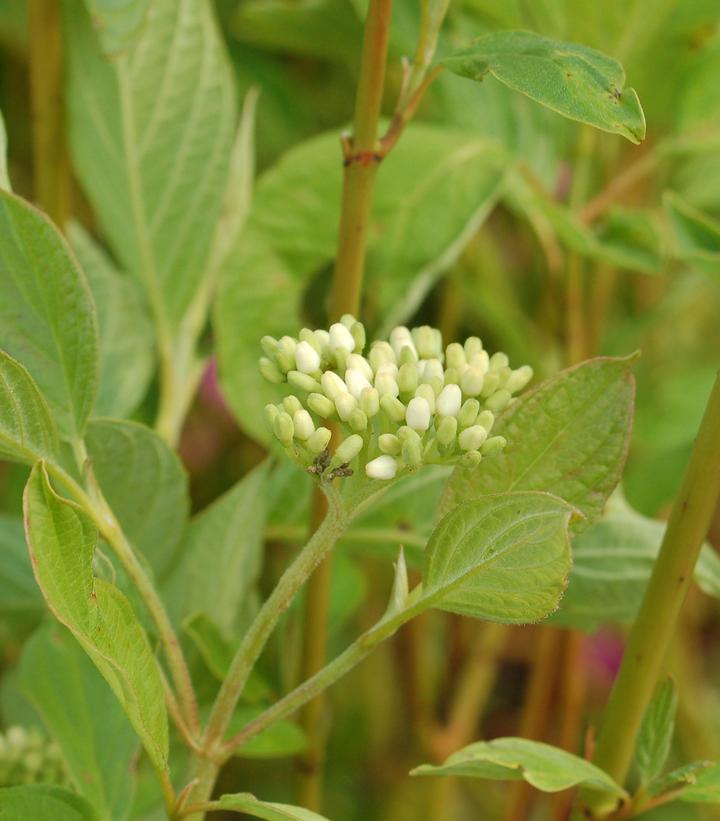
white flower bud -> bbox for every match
[445,342,466,371]
[412,325,441,359]
[275,336,297,372]
[329,322,356,352]
[401,436,423,466]
[376,373,400,398]
[313,329,330,353]
[347,353,373,381]
[335,434,363,464]
[406,396,431,432]
[350,321,366,352]
[299,328,321,352]
[348,408,368,432]
[420,358,444,385]
[295,340,321,374]
[380,394,406,422]
[376,362,399,379]
[335,391,357,421]
[339,313,356,328]
[481,435,507,455]
[307,392,335,418]
[308,427,332,454]
[436,384,462,417]
[368,341,396,371]
[293,409,314,440]
[264,404,279,425]
[415,383,436,413]
[460,367,485,397]
[458,425,488,451]
[490,351,509,370]
[359,387,380,417]
[345,367,372,400]
[468,350,490,375]
[273,412,294,446]
[287,370,322,392]
[321,370,346,399]
[506,365,533,394]
[443,367,460,385]
[464,336,483,357]
[390,326,417,358]
[366,454,398,480]
[485,389,512,413]
[398,345,418,365]
[282,395,302,415]
[379,433,401,455]
[260,335,278,358]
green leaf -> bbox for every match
[422,492,575,624]
[678,763,720,804]
[67,224,155,418]
[0,189,98,440]
[648,761,715,801]
[552,499,720,631]
[0,350,60,465]
[442,31,646,143]
[63,0,237,331]
[217,793,331,820]
[215,125,506,444]
[82,0,149,54]
[634,678,678,786]
[17,623,139,821]
[228,706,306,760]
[442,356,636,530]
[84,419,189,579]
[0,785,98,821]
[594,208,664,275]
[411,737,626,798]
[23,462,169,773]
[182,611,233,680]
[0,514,44,620]
[664,192,720,279]
[167,461,268,633]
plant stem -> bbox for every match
[28,0,70,226]
[584,373,720,817]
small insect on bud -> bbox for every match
[334,434,364,464]
[397,362,419,395]
[481,435,507,455]
[348,408,368,432]
[308,426,332,455]
[307,392,335,418]
[368,341,396,371]
[329,322,356,353]
[366,454,398,480]
[489,351,509,371]
[295,340,321,374]
[321,370,347,400]
[390,326,417,358]
[259,357,285,384]
[436,415,457,447]
[460,450,483,468]
[345,368,372,400]
[359,386,380,418]
[379,433,401,455]
[480,371,500,398]
[458,398,480,428]
[293,409,315,440]
[485,389,512,413]
[347,353,373,381]
[273,412,294,446]
[287,370,322,392]
[406,396,431,432]
[350,321,366,352]
[415,383,436,413]
[436,384,462,417]
[282,395,302,415]
[460,367,485,397]
[458,424,488,451]
[376,373,400,398]
[335,391,357,421]
[506,365,533,394]
[380,394,406,423]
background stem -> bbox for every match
[584,372,720,817]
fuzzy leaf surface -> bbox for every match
[634,678,678,786]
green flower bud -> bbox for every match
[379,433,401,455]
[368,341,396,371]
[468,349,489,374]
[260,335,279,358]
[307,392,335,418]
[390,326,417,358]
[460,450,483,468]
[275,336,297,372]
[476,409,495,431]
[347,353,373,381]
[436,415,458,447]
[335,391,357,421]
[506,365,533,394]
[308,426,332,455]
[460,366,485,397]
[321,370,346,399]
[397,345,418,367]
[334,434,364,464]
[349,408,368,432]
[329,322,355,353]
[445,342,466,371]
[464,336,483,357]
[479,371,500,398]
[376,373,400,398]
[412,325,441,359]
[489,351,509,370]
[273,412,294,446]
[287,370,322,392]
[282,395,302,415]
[299,327,321,352]
[420,358,444,384]
[339,313,356,329]
[427,376,444,397]
[259,357,285,384]
[494,365,512,388]
[313,329,330,354]
[293,409,314,440]
[351,321,366,352]
[485,389,512,413]
[359,387,380,417]
[398,362,419,395]
[481,435,507,455]
[380,394,406,423]
[458,398,480,428]
[415,383,436,413]
[334,347,350,372]
[444,367,460,385]
[401,436,423,466]
[397,425,418,443]
[458,424,488,451]
[264,404,280,426]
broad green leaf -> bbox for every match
[17,624,138,821]
[23,462,169,773]
[0,189,98,440]
[229,706,306,760]
[411,737,626,798]
[0,108,9,189]
[68,224,155,418]
[648,761,715,801]
[664,192,720,278]
[552,500,720,631]
[0,514,44,620]
[678,763,720,804]
[422,492,575,624]
[182,611,234,680]
[0,785,97,821]
[442,357,636,530]
[82,0,150,54]
[217,793,331,820]
[63,0,236,331]
[442,31,646,143]
[0,350,59,465]
[84,419,189,578]
[216,125,506,443]
[168,461,268,634]
[634,678,678,786]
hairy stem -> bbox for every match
[584,373,720,817]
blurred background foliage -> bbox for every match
[0,1,719,819]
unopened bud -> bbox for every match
[460,367,485,397]
[259,357,284,384]
[307,392,335,418]
[464,336,483,357]
[299,328,321,352]
[335,391,357,421]
[458,424,488,451]
[308,426,332,455]
[282,395,302,415]
[349,408,368,432]
[481,435,507,455]
[476,410,495,431]
[460,450,483,468]
[446,342,467,371]
[468,350,490,374]
[390,326,417,358]
[340,313,356,328]
[321,370,346,400]
[421,358,444,385]
[415,383,436,413]
[413,325,441,359]
[347,353,373,381]
[295,340,321,374]
[480,371,500,398]
[345,368,372,400]
[506,365,533,394]
[293,409,314,440]
[402,436,423,466]
[436,384,462,417]
[275,336,297,372]
[458,398,480,428]
[380,394,406,423]
[351,321,366,352]
[368,341,396,371]
[485,389,512,413]
[273,412,294,446]
[444,367,460,385]
[260,335,279,358]
[359,387,380,417]
[379,433,401,455]
[436,415,457,447]
[313,329,330,354]
[264,404,279,426]
[287,370,322,392]
[489,352,509,370]
[366,454,398,480]
[406,396,431,432]
[329,322,356,353]
[376,373,400,398]
[335,434,363,464]
[398,362,419,394]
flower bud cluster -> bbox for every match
[0,725,68,787]
[260,316,533,481]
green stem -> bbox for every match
[584,373,720,817]
[265,523,428,549]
